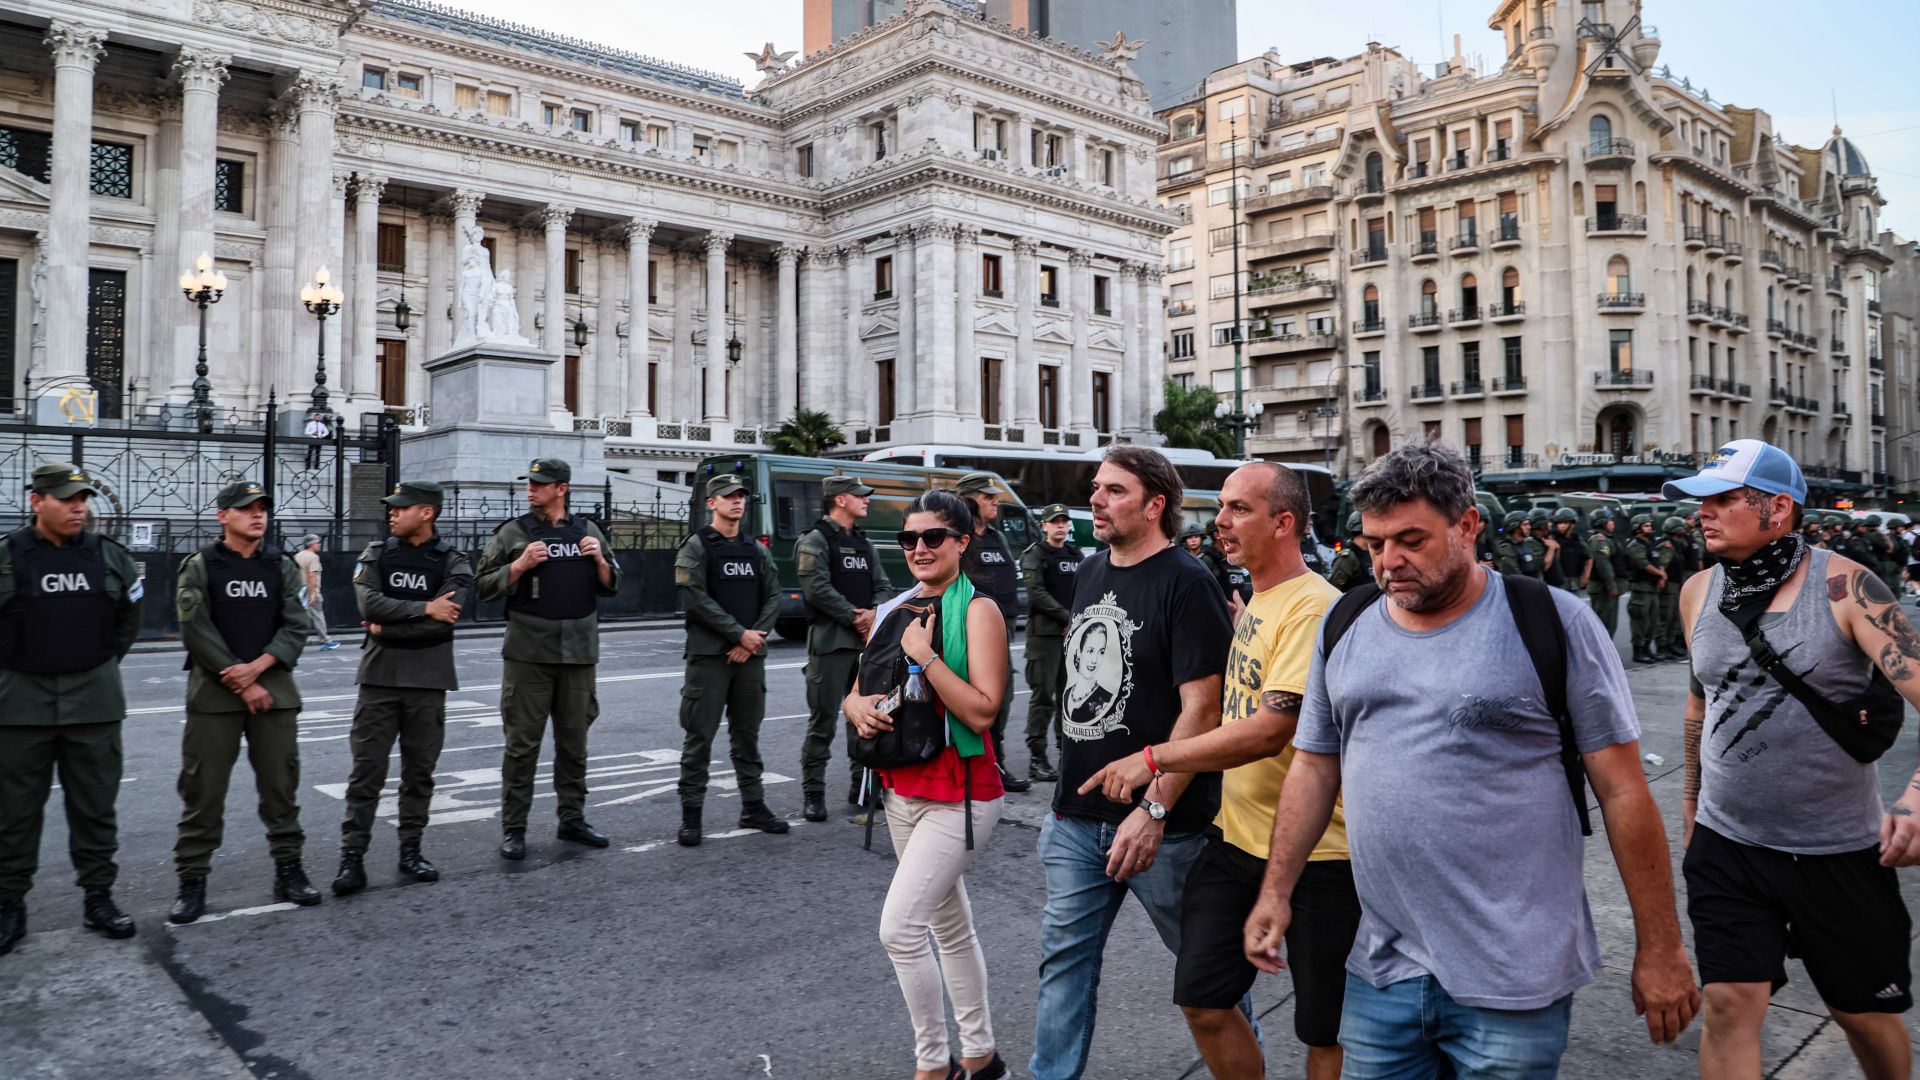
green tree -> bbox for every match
[767,408,848,458]
[1154,378,1234,458]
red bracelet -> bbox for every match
[1143,744,1162,777]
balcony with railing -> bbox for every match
[1349,178,1386,203]
[1721,242,1744,264]
[1247,330,1339,356]
[1687,299,1713,323]
[1246,380,1337,408]
[1354,386,1388,405]
[1872,412,1887,428]
[1487,301,1526,321]
[1766,318,1787,339]
[1449,306,1483,326]
[1704,233,1727,257]
[1491,376,1528,395]
[1243,184,1336,215]
[1869,299,1884,315]
[1759,248,1784,271]
[1411,237,1440,261]
[1834,400,1852,417]
[1708,306,1733,328]
[1492,220,1523,248]
[1728,381,1752,400]
[1827,271,1846,295]
[1690,374,1717,396]
[1352,316,1386,336]
[1587,214,1647,235]
[1583,139,1636,165]
[1870,352,1885,372]
[1245,275,1336,307]
[1252,129,1343,167]
[1451,230,1480,254]
[1350,246,1388,268]
[1488,449,1543,472]
[1595,369,1655,388]
[1684,225,1709,250]
[1247,232,1338,262]
[1410,382,1447,402]
[1727,313,1751,334]
[1408,311,1444,332]
[1598,291,1646,312]
[1451,380,1485,398]
[1166,298,1196,317]
[1831,336,1847,356]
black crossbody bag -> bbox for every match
[1731,608,1903,763]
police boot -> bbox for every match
[398,841,440,883]
[802,794,828,823]
[556,818,610,848]
[331,850,367,896]
[998,764,1032,793]
[272,859,323,907]
[678,806,703,847]
[739,801,791,835]
[1632,645,1657,664]
[1029,751,1059,783]
[499,828,527,861]
[0,898,24,955]
[167,877,207,925]
[82,888,136,939]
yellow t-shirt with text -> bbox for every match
[1215,571,1348,861]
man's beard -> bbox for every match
[1381,547,1473,613]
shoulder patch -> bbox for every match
[674,564,695,587]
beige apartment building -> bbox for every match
[1160,0,1909,504]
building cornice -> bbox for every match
[774,52,1159,140]
[819,148,1178,238]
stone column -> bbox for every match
[326,172,350,397]
[797,247,829,412]
[1068,130,1087,182]
[171,48,229,396]
[740,257,763,425]
[670,248,695,421]
[916,221,957,418]
[149,93,183,397]
[290,73,338,410]
[40,22,108,387]
[541,203,572,419]
[423,209,451,365]
[773,244,801,421]
[1144,264,1166,432]
[625,219,655,418]
[1067,250,1092,433]
[1118,262,1141,435]
[447,189,484,345]
[841,240,864,421]
[594,236,620,419]
[894,230,917,421]
[349,175,384,405]
[1012,113,1032,171]
[1013,238,1039,427]
[261,109,299,403]
[703,231,732,423]
[513,224,541,346]
[1134,265,1155,433]
[954,225,979,421]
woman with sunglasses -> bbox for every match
[845,489,1011,1080]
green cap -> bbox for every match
[951,472,999,496]
[518,458,571,484]
[1663,516,1688,534]
[1528,507,1550,523]
[706,473,747,498]
[1866,514,1883,527]
[28,461,98,499]
[823,475,874,498]
[1038,503,1071,522]
[382,479,445,509]
[215,479,271,510]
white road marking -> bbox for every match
[166,902,298,927]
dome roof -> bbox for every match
[1825,126,1871,177]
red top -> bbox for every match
[883,721,1004,802]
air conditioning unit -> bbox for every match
[980,148,1003,161]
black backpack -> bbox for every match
[1320,574,1593,836]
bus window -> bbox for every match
[998,503,1035,550]
[772,479,815,540]
[864,477,919,535]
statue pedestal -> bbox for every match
[423,342,556,427]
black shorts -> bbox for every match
[1172,838,1361,1047]
[1684,823,1913,1014]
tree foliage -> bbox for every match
[767,408,848,458]
[1153,378,1234,458]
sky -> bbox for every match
[442,0,1920,237]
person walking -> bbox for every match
[1079,462,1357,1080]
[1585,508,1623,638]
[0,463,143,954]
[294,533,339,651]
[1244,442,1698,1078]
[1625,513,1667,664]
[675,474,787,846]
[796,475,894,820]
[1670,441,1918,1080]
[1019,504,1080,784]
[331,480,472,895]
[476,458,621,860]
[844,489,1013,1080]
[168,480,318,923]
[1029,445,1235,1080]
[952,472,1032,794]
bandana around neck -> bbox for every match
[1719,532,1807,623]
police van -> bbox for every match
[689,454,1038,641]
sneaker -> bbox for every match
[319,641,341,651]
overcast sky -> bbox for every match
[445,0,1920,237]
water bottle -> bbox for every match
[903,663,931,704]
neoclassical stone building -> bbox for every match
[0,0,1172,493]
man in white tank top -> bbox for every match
[1674,439,1919,1080]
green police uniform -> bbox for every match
[0,464,142,935]
[1585,515,1622,637]
[173,482,313,881]
[796,477,895,805]
[1021,505,1082,772]
[474,460,622,842]
[1326,512,1372,593]
[953,472,1026,780]
[676,476,781,819]
[1491,512,1524,575]
[339,481,473,864]
[1624,518,1663,660]
[1655,520,1684,654]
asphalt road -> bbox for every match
[3,609,1918,1079]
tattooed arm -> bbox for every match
[1081,686,1303,805]
[1831,559,1920,867]
[1678,570,1712,847]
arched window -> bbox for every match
[1362,283,1380,323]
[1501,267,1521,308]
[1460,273,1479,313]
[1589,114,1613,152]
[1420,279,1438,316]
[1364,151,1384,190]
[1606,255,1632,296]
[1371,424,1390,459]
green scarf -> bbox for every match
[937,575,986,758]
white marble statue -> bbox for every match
[454,225,493,346]
[487,269,527,344]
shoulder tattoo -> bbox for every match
[1261,690,1303,714]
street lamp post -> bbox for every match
[299,266,344,418]
[1215,396,1264,451]
[178,251,227,432]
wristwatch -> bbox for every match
[1143,799,1167,821]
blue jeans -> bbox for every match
[1339,974,1572,1080]
[1029,813,1251,1080]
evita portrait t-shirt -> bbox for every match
[1054,542,1233,834]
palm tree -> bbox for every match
[767,408,848,458]
[1154,378,1234,458]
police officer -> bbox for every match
[169,480,316,924]
[1020,504,1080,783]
[1183,523,1230,597]
[676,474,786,846]
[796,475,894,819]
[1492,511,1527,576]
[951,472,1032,793]
[331,481,473,895]
[0,463,142,954]
[1584,508,1623,636]
[1326,511,1373,593]
[1523,508,1552,582]
[475,458,622,861]
[1549,507,1586,593]
[1656,516,1689,660]
[1623,513,1666,664]
[1864,514,1899,593]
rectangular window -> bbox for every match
[565,248,581,295]
[376,222,406,272]
[1464,417,1483,456]
[378,339,407,405]
[1168,238,1194,271]
[362,67,387,91]
[1039,265,1059,307]
[1208,181,1249,206]
[394,73,423,97]
[692,135,711,157]
[1171,330,1195,359]
[1097,149,1115,185]
[455,84,481,110]
[1092,372,1112,433]
[872,122,889,161]
[1219,98,1246,120]
[645,123,669,146]
[876,359,896,425]
[1504,336,1523,380]
[542,103,561,126]
[981,358,1003,423]
[873,255,893,300]
[1462,341,1481,383]
[1093,275,1111,316]
[88,141,133,199]
[564,355,579,415]
[1610,329,1634,372]
[1363,350,1382,394]
[213,158,244,213]
[981,253,1004,296]
[647,259,658,305]
[1422,346,1441,389]
[1506,414,1524,453]
[1209,224,1247,251]
[1039,365,1060,427]
[795,143,814,177]
[486,91,513,116]
[620,120,640,143]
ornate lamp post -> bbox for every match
[393,297,413,333]
[726,330,743,366]
[1215,397,1263,451]
[299,266,344,417]
[572,313,590,350]
[178,250,227,432]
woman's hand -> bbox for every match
[843,693,893,739]
[899,612,935,667]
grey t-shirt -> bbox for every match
[1295,569,1642,1010]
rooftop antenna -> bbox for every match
[1436,0,1445,65]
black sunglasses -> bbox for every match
[897,527,964,551]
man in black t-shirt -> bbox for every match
[1029,446,1234,1080]
[953,472,1032,794]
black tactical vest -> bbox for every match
[700,527,765,628]
[1558,531,1587,582]
[965,527,1019,620]
[1038,542,1083,608]
[1543,538,1568,586]
[1609,534,1632,577]
[376,536,454,649]
[813,520,877,611]
[505,513,598,621]
[1,529,117,674]
[203,543,283,662]
[1515,540,1538,577]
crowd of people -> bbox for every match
[1,438,1917,1080]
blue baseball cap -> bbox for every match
[1662,440,1807,505]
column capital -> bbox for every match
[423,207,453,227]
[1011,237,1039,257]
[353,173,387,203]
[774,244,805,266]
[267,104,299,141]
[1142,263,1165,283]
[1118,261,1143,280]
[171,48,231,94]
[45,22,107,70]
[1068,249,1094,269]
[625,218,657,246]
[449,189,485,218]
[914,219,958,243]
[540,204,574,231]
[704,230,734,255]
[330,171,352,199]
[806,245,841,268]
[838,239,866,258]
[953,224,980,246]
[289,72,340,115]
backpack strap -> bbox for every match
[1318,580,1383,662]
[1501,573,1592,837]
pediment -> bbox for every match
[974,310,1017,335]
[647,314,675,341]
[1089,326,1125,350]
[861,311,899,338]
[1034,320,1074,344]
[0,165,51,207]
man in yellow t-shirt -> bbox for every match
[1079,461,1360,1080]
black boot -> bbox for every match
[272,858,322,907]
[168,877,207,925]
[0,898,24,955]
[557,818,609,847]
[398,841,440,883]
[802,794,828,823]
[998,764,1033,793]
[82,888,136,939]
[739,802,790,834]
[678,806,703,847]
[1632,646,1657,664]
[499,828,527,861]
[1028,752,1059,783]
[331,850,367,895]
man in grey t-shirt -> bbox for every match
[1244,444,1698,1076]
